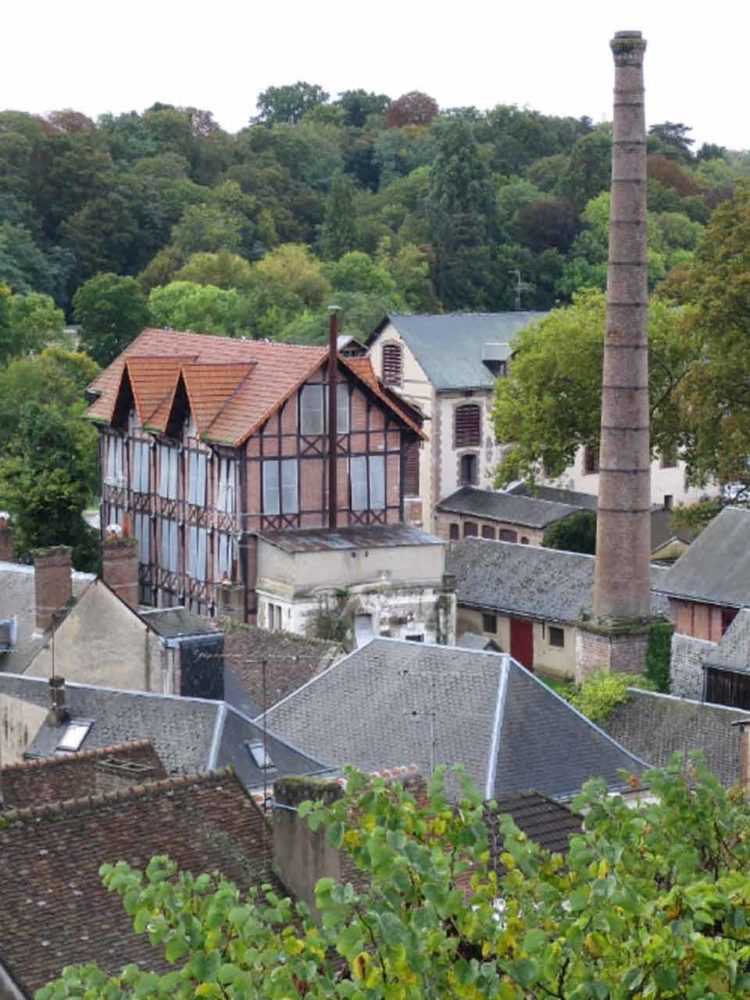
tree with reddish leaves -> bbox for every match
[386,91,438,128]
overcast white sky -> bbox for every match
[2,0,747,150]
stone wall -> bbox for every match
[575,626,650,684]
[670,632,714,700]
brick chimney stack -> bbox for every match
[102,535,140,610]
[575,31,653,682]
[0,511,13,563]
[34,546,73,633]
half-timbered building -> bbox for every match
[86,328,425,622]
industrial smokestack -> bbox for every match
[593,30,651,621]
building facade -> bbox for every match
[87,329,424,622]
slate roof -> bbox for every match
[491,790,582,856]
[0,740,166,810]
[456,631,501,652]
[86,328,423,445]
[223,623,341,713]
[656,507,750,607]
[258,523,444,554]
[139,606,219,639]
[264,638,645,802]
[371,313,547,391]
[447,538,671,623]
[603,689,749,787]
[0,770,276,996]
[508,482,599,511]
[0,561,95,673]
[437,487,580,529]
[0,674,327,793]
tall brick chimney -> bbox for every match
[34,546,73,633]
[102,536,140,610]
[575,31,653,682]
[0,511,13,563]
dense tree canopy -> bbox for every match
[39,759,750,998]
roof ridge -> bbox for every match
[0,768,236,826]
[2,739,155,774]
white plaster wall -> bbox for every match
[549,449,715,507]
[26,581,172,694]
[437,391,505,503]
[257,584,455,646]
[368,323,436,524]
[0,694,47,767]
[257,539,447,593]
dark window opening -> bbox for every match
[521,536,530,545]
[382,343,403,386]
[454,404,481,448]
[660,449,678,469]
[549,626,565,648]
[499,528,518,542]
[463,521,478,537]
[663,494,674,511]
[405,634,424,643]
[481,525,496,540]
[449,523,460,540]
[403,439,420,496]
[722,608,738,635]
[459,453,478,486]
[583,446,599,475]
[482,613,497,634]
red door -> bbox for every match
[510,618,534,671]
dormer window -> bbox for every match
[246,740,274,770]
[382,343,403,386]
[57,719,93,753]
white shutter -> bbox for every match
[263,461,280,514]
[281,459,298,513]
[369,456,385,511]
[350,457,368,511]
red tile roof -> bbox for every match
[87,328,424,445]
[0,769,276,995]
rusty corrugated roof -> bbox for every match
[87,328,424,445]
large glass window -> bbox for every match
[132,441,150,493]
[300,385,350,435]
[159,445,179,499]
[263,459,298,515]
[105,436,124,484]
[217,458,236,514]
[160,519,179,572]
[218,532,233,580]
[187,451,207,506]
[134,512,150,563]
[350,455,385,511]
[188,526,207,581]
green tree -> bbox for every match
[254,82,330,125]
[542,510,597,554]
[39,761,750,998]
[255,243,331,308]
[336,89,390,128]
[0,290,65,361]
[427,119,501,310]
[73,273,151,366]
[325,251,398,298]
[320,172,358,261]
[659,181,750,495]
[493,290,692,484]
[175,251,256,291]
[148,281,249,336]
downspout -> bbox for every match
[328,306,339,529]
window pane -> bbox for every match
[281,459,298,513]
[136,513,150,563]
[218,533,232,579]
[300,385,325,435]
[336,387,350,434]
[218,459,235,513]
[369,455,385,510]
[263,461,280,514]
[351,456,368,510]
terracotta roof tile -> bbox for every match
[0,769,276,995]
[87,328,422,445]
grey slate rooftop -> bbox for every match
[456,631,501,652]
[258,523,443,553]
[371,313,547,391]
[437,486,580,529]
[492,791,582,856]
[448,538,671,623]
[139,606,219,639]
[603,688,750,788]
[264,638,646,802]
[0,673,328,793]
[656,507,750,607]
[0,561,94,673]
[508,483,599,512]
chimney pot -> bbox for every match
[48,675,68,726]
